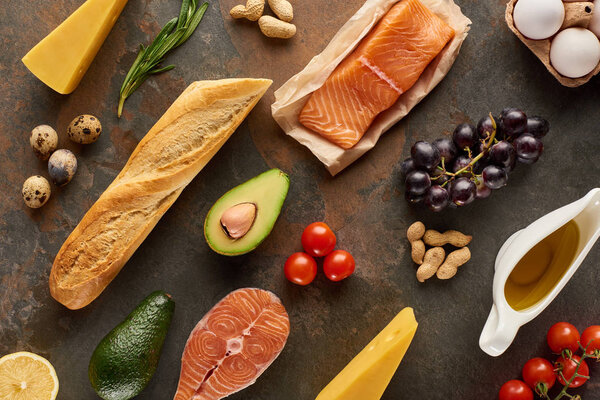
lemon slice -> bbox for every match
[0,352,59,400]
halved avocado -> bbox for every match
[204,169,289,256]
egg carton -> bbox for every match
[506,0,600,87]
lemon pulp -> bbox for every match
[0,352,59,400]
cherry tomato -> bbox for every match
[581,325,600,357]
[323,250,355,282]
[498,380,533,400]
[522,358,555,395]
[547,322,580,354]
[555,355,589,388]
[284,253,317,286]
[301,222,336,257]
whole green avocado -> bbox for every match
[89,291,175,400]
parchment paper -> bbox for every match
[271,0,472,176]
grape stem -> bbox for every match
[440,113,497,181]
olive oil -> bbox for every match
[504,220,580,311]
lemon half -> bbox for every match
[0,352,59,400]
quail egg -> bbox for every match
[67,114,102,144]
[22,175,51,208]
[550,28,600,78]
[30,125,58,160]
[513,0,565,40]
[48,149,78,186]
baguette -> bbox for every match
[49,78,272,310]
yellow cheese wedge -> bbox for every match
[316,307,418,400]
[22,0,129,94]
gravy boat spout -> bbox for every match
[480,188,600,357]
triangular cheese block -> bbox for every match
[22,0,129,94]
[316,307,418,400]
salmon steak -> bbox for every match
[173,288,290,400]
[299,0,455,149]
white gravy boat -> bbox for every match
[480,188,600,357]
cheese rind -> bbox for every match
[22,0,129,94]
[315,307,418,400]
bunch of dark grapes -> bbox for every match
[401,108,549,212]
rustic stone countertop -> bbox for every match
[1,0,600,399]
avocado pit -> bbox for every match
[220,202,257,239]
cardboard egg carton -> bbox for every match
[506,0,600,87]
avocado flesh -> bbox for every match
[89,291,175,400]
[205,169,289,256]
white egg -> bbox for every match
[550,28,600,78]
[513,0,565,40]
[590,0,600,38]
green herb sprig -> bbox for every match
[118,0,209,117]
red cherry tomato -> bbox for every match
[301,222,336,257]
[498,380,533,400]
[555,355,589,388]
[547,322,580,354]
[581,325,600,357]
[522,358,555,395]
[284,253,317,286]
[323,250,355,282]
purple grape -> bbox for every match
[452,155,471,177]
[450,177,476,206]
[489,141,516,168]
[514,133,543,163]
[411,141,441,171]
[475,141,491,157]
[453,123,477,149]
[405,170,431,196]
[473,158,489,175]
[500,108,527,137]
[477,115,499,141]
[482,165,508,189]
[473,142,491,173]
[517,156,539,165]
[433,137,457,164]
[425,185,450,212]
[526,116,550,138]
[400,158,417,177]
[503,158,517,173]
[405,191,425,204]
[475,179,492,199]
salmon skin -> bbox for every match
[299,0,455,149]
[173,288,290,400]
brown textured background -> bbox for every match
[1,0,600,399]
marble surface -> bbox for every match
[1,0,599,398]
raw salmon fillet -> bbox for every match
[299,0,455,149]
[173,288,290,400]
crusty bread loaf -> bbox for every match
[49,78,272,310]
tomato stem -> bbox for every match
[552,342,592,400]
[535,382,551,399]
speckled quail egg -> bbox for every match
[22,175,51,208]
[48,149,78,186]
[550,28,600,78]
[513,0,565,40]
[67,114,102,144]
[30,125,58,160]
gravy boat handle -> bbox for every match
[479,304,520,357]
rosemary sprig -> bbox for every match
[117,0,209,117]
